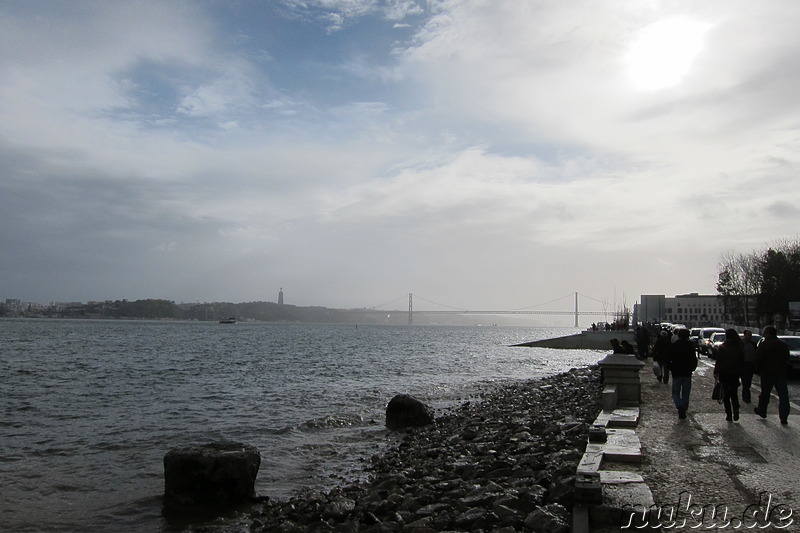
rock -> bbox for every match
[323,497,356,519]
[385,394,434,430]
[454,507,489,529]
[236,366,603,532]
[525,505,570,533]
[163,441,260,514]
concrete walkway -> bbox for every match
[583,358,800,532]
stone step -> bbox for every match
[589,480,658,530]
[594,407,640,428]
[577,429,643,478]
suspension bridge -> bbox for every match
[366,292,614,327]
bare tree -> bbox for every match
[717,237,800,328]
[717,250,761,327]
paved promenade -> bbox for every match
[600,358,800,532]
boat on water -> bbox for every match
[219,317,237,324]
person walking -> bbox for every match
[621,340,636,354]
[754,326,791,425]
[667,329,697,419]
[653,330,672,384]
[635,326,650,360]
[740,329,758,404]
[714,329,744,422]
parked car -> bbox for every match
[709,331,762,359]
[778,336,800,375]
[689,328,702,349]
[707,331,728,359]
[698,327,725,355]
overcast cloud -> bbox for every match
[1,0,799,317]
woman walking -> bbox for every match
[714,329,745,422]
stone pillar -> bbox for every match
[597,353,645,408]
[163,441,261,515]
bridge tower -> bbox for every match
[574,291,579,328]
[408,293,413,325]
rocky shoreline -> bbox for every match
[226,365,603,533]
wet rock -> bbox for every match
[385,394,434,430]
[239,366,603,533]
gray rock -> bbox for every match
[525,505,570,533]
[385,394,434,430]
[242,366,603,533]
[323,497,356,519]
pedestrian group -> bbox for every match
[640,325,791,424]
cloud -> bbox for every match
[2,1,800,310]
[400,1,800,160]
[279,0,425,31]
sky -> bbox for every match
[2,0,800,316]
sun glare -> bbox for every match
[626,18,709,91]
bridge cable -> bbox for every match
[510,292,576,311]
[368,295,411,309]
[576,292,609,305]
[412,294,469,311]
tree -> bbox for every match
[717,237,800,328]
[757,241,800,327]
[716,250,761,327]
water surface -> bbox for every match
[0,319,603,532]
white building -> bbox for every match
[634,293,728,327]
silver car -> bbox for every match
[778,336,800,374]
[698,327,725,355]
[707,331,727,359]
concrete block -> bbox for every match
[601,384,618,412]
[602,429,642,463]
[577,450,604,473]
[589,424,608,443]
[572,505,590,533]
[589,482,656,529]
[594,408,640,428]
[599,471,644,484]
[574,472,602,504]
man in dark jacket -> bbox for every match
[715,329,745,422]
[754,326,791,424]
[635,326,650,359]
[653,331,672,384]
[740,329,758,404]
[668,328,698,419]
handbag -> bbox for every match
[652,362,662,379]
[711,382,721,401]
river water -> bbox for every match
[0,319,603,532]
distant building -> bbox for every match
[637,295,666,325]
[634,293,729,327]
[5,299,22,315]
[278,288,284,306]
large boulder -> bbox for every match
[385,394,434,430]
[163,441,261,515]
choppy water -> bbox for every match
[0,319,603,532]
